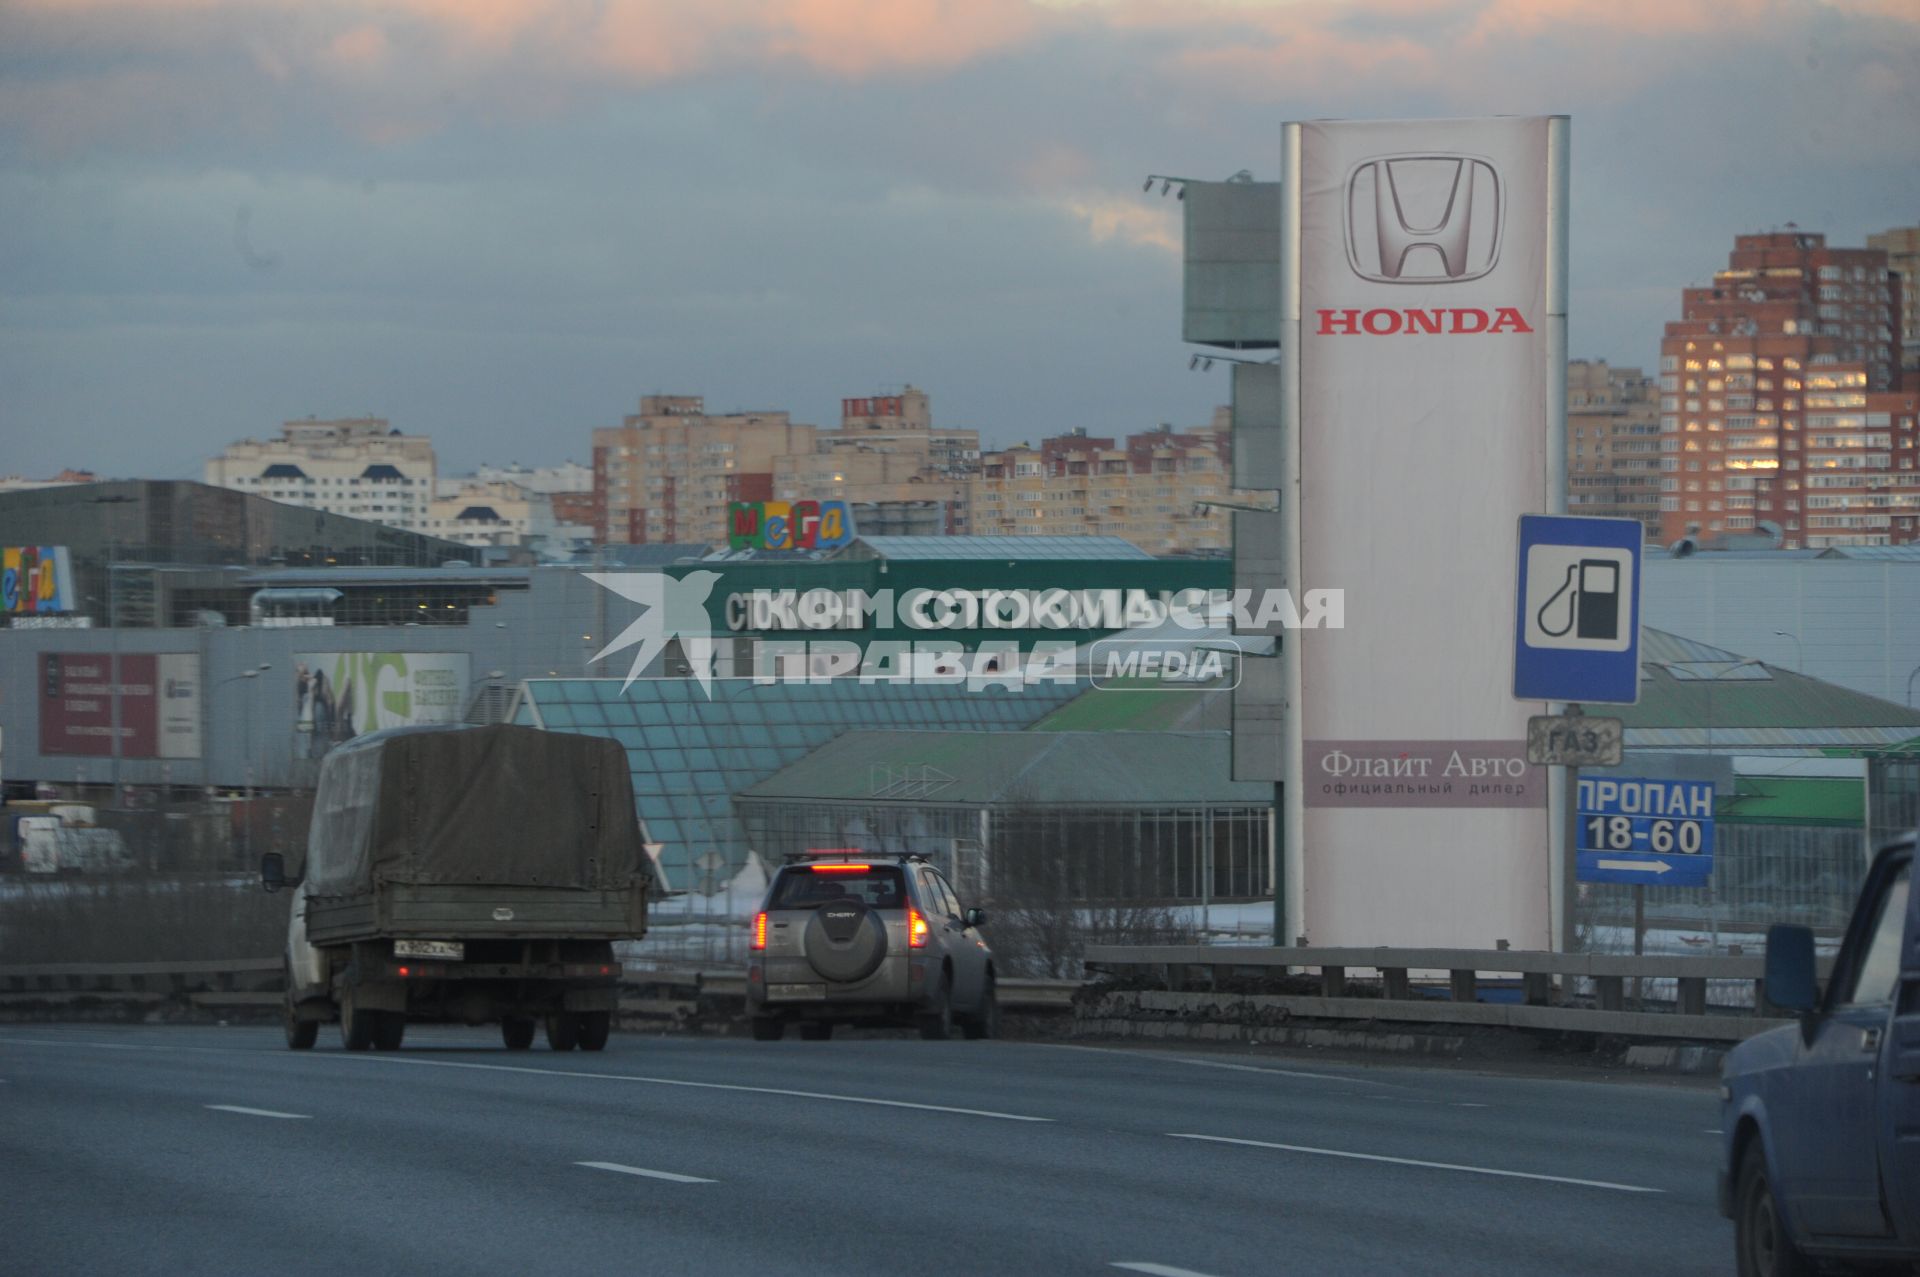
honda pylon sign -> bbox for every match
[1279,117,1567,950]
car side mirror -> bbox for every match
[965,907,988,929]
[261,852,286,894]
[1764,923,1818,1015]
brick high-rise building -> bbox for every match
[1657,231,1909,549]
[773,386,980,535]
[1867,225,1920,375]
[1566,360,1661,538]
[970,413,1236,554]
[592,396,816,546]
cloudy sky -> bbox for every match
[2,0,1915,479]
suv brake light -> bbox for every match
[751,911,768,950]
[908,907,929,948]
[810,863,871,874]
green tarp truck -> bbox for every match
[264,723,650,1053]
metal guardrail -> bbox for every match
[1081,944,1840,1043]
[0,960,1078,1016]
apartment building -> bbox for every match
[0,469,97,494]
[593,396,816,546]
[1566,360,1661,537]
[773,387,979,535]
[1657,231,1911,549]
[1867,225,1920,374]
[205,417,436,531]
[970,414,1235,555]
[421,478,546,548]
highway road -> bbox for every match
[0,1025,1730,1276]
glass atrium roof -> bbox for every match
[513,677,1079,884]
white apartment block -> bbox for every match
[421,479,546,547]
[205,417,436,531]
[474,461,593,496]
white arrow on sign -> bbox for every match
[1595,859,1672,875]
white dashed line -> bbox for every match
[1167,1133,1662,1194]
[205,1104,310,1120]
[342,1053,1053,1122]
[578,1161,717,1184]
[1034,1043,1380,1087]
[1111,1263,1224,1277]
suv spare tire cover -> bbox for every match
[803,899,888,983]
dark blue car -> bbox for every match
[1719,834,1918,1276]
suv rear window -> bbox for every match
[769,865,908,911]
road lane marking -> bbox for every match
[1704,1128,1723,1135]
[1167,1133,1662,1194]
[577,1161,716,1184]
[1033,1043,1384,1087]
[205,1104,310,1120]
[341,1054,1053,1123]
[1112,1264,1224,1277]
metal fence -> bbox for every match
[1575,821,1867,956]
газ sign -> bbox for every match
[1277,117,1568,951]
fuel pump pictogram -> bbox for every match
[1533,558,1621,642]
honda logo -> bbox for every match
[1346,154,1501,284]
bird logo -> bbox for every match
[584,569,722,697]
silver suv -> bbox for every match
[746,853,998,1042]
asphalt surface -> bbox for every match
[0,1024,1731,1276]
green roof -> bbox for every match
[1623,664,1919,729]
[1719,776,1863,827]
[738,730,1271,807]
[1028,682,1231,732]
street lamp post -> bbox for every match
[88,493,138,807]
[1772,630,1802,674]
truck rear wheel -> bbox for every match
[373,1011,406,1052]
[339,992,376,1052]
[284,964,317,1050]
[545,1012,580,1051]
[576,1011,611,1052]
[501,1017,536,1050]
[284,1002,318,1051]
[750,1016,784,1041]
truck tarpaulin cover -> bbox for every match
[302,724,645,894]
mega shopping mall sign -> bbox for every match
[4,546,76,615]
[727,500,856,551]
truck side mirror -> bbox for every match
[1764,923,1818,1014]
[261,852,286,894]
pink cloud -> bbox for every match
[3,0,1915,158]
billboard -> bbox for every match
[3,546,76,615]
[293,652,469,751]
[40,652,203,759]
[1280,117,1567,949]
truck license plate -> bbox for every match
[394,939,464,960]
[768,983,826,1000]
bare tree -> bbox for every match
[984,791,1196,979]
